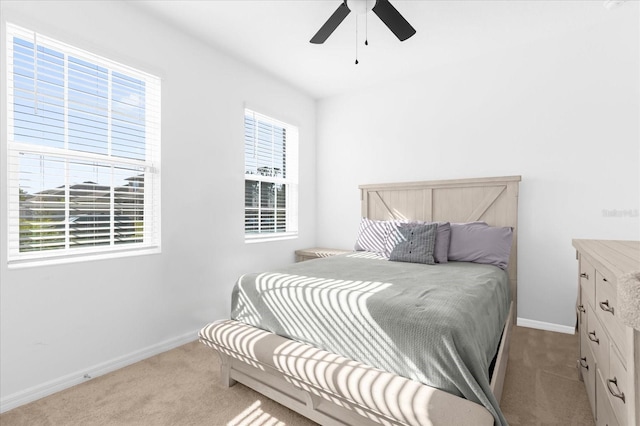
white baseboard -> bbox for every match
[517,317,575,335]
[0,329,200,414]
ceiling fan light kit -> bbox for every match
[310,0,416,45]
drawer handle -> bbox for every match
[577,304,586,313]
[607,377,626,404]
[603,277,608,282]
[580,272,589,279]
[588,331,599,344]
[579,357,589,370]
[599,300,615,315]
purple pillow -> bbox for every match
[448,222,513,269]
[433,222,451,264]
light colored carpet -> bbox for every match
[500,326,594,426]
[0,326,594,426]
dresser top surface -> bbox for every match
[573,239,640,277]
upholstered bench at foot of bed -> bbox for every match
[199,319,493,426]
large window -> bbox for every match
[244,109,298,241]
[6,24,161,265]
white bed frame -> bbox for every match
[200,175,521,426]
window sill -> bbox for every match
[245,233,298,244]
[7,246,161,269]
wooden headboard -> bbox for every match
[359,175,521,320]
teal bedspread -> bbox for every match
[231,253,510,425]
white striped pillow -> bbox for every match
[354,218,391,256]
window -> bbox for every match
[6,23,161,265]
[244,109,298,241]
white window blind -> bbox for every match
[6,23,161,265]
[244,109,298,241]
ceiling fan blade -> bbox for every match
[372,0,416,41]
[310,1,351,44]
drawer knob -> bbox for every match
[607,377,626,404]
[599,300,615,315]
[587,331,600,344]
[577,304,586,313]
[578,357,589,370]
[580,272,589,279]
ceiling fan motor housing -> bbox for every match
[347,0,376,15]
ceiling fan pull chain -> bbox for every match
[355,15,359,64]
[365,9,369,46]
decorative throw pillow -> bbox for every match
[386,221,451,263]
[383,220,409,258]
[448,222,513,269]
[389,222,438,264]
[354,217,391,256]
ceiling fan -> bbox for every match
[310,0,416,44]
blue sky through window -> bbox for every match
[244,114,286,178]
[12,36,147,162]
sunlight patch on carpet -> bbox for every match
[228,400,285,426]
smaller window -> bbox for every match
[244,109,298,242]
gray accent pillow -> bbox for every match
[448,222,513,270]
[386,221,451,263]
[383,220,408,258]
[354,217,391,256]
[389,222,437,264]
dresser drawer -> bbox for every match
[580,327,597,420]
[606,346,628,426]
[595,270,627,359]
[580,256,596,308]
[597,369,620,426]
[587,303,610,378]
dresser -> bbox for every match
[574,239,640,426]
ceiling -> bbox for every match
[132,0,620,99]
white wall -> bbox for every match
[316,4,639,330]
[0,1,316,410]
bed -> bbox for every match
[200,175,521,426]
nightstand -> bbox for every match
[294,247,352,262]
